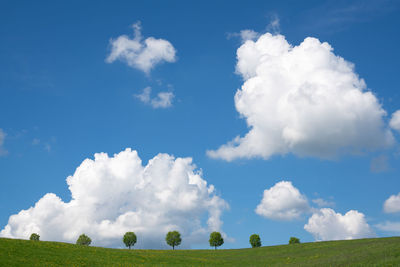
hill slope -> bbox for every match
[1,237,399,266]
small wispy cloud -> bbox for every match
[151,91,174,108]
[370,155,390,173]
[0,129,8,156]
[375,221,400,233]
[32,138,40,145]
[299,1,397,34]
[266,13,280,33]
[312,198,335,208]
[44,143,51,152]
[135,86,151,103]
[227,14,280,44]
[134,87,174,109]
[227,30,260,42]
[106,22,177,74]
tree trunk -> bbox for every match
[215,246,217,250]
[173,245,175,250]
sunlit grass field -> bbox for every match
[1,236,399,266]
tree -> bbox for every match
[76,234,92,246]
[209,231,224,250]
[289,237,300,244]
[165,231,181,250]
[123,232,137,249]
[30,233,40,241]
[249,234,261,248]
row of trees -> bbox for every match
[29,232,300,249]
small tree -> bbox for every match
[123,232,137,249]
[30,233,40,241]
[165,231,181,250]
[289,237,300,244]
[249,234,261,248]
[76,234,92,246]
[209,232,224,250]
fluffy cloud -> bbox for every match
[255,181,310,220]
[208,32,394,161]
[0,149,228,248]
[383,193,400,213]
[106,22,176,73]
[134,87,174,108]
[304,208,374,241]
[0,129,7,156]
[389,110,400,132]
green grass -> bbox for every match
[1,237,399,266]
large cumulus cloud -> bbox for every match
[208,32,394,161]
[0,149,228,248]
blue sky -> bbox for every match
[1,0,400,249]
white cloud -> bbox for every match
[304,208,374,241]
[0,129,7,156]
[134,87,174,108]
[312,198,335,208]
[389,110,400,132]
[207,32,394,161]
[106,22,176,74]
[255,181,310,220]
[383,193,400,213]
[375,221,400,232]
[0,148,228,248]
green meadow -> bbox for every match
[1,236,399,266]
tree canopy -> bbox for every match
[165,231,181,250]
[76,234,92,246]
[209,232,224,250]
[123,232,137,249]
[30,233,40,241]
[289,237,300,244]
[249,234,261,248]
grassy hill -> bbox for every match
[1,236,399,266]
